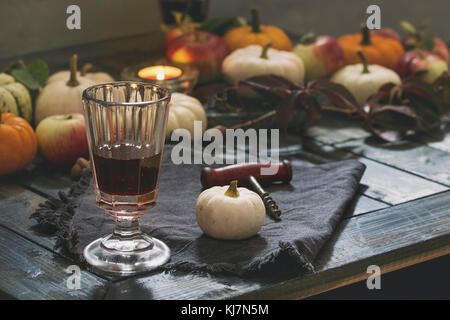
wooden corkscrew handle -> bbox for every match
[201,160,292,188]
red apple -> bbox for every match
[163,22,199,50]
[293,35,344,81]
[396,49,449,83]
[165,31,230,83]
[36,113,88,165]
[371,28,402,41]
[403,36,449,64]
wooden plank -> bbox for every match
[301,141,447,205]
[5,157,73,199]
[0,156,73,198]
[426,134,450,153]
[109,191,450,300]
[0,183,57,252]
[416,130,450,153]
[336,138,450,187]
[357,158,447,204]
[0,182,120,282]
[344,193,390,218]
[306,115,370,145]
[242,237,450,300]
[0,225,106,300]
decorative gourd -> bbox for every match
[0,112,37,175]
[331,51,401,107]
[196,180,266,240]
[0,73,32,123]
[338,24,404,70]
[34,54,96,125]
[223,8,292,52]
[166,93,207,138]
[47,62,114,84]
[222,44,305,85]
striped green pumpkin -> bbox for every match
[0,73,32,123]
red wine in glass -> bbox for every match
[93,143,162,196]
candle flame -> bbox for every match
[156,69,165,81]
[137,65,183,80]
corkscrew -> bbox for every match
[248,176,281,221]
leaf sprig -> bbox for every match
[213,73,449,142]
[3,59,49,90]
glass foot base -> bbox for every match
[83,235,170,275]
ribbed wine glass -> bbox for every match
[82,81,171,275]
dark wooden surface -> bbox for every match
[0,115,449,299]
[0,43,449,299]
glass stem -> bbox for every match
[113,218,142,239]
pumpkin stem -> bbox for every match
[250,8,261,33]
[224,180,240,198]
[193,30,200,42]
[67,54,80,87]
[180,0,192,25]
[360,23,371,46]
[260,42,272,59]
[81,63,93,76]
[357,50,370,74]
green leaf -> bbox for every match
[11,68,41,90]
[421,33,435,51]
[27,59,49,87]
[418,19,432,32]
[198,17,246,36]
[9,59,49,91]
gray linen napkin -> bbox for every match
[32,146,365,277]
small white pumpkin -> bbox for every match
[35,54,96,124]
[166,92,207,138]
[196,180,266,240]
[46,62,114,85]
[222,44,305,85]
[331,51,401,107]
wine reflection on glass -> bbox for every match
[82,82,171,275]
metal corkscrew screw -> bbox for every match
[248,176,281,221]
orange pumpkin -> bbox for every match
[0,112,37,175]
[223,8,292,52]
[338,25,404,70]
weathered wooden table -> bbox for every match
[1,114,449,299]
[0,48,449,300]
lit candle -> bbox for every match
[138,65,183,81]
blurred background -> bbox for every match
[1,0,449,64]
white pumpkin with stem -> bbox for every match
[222,43,305,85]
[34,54,97,124]
[166,92,207,138]
[331,51,401,107]
[46,62,114,85]
[196,180,266,240]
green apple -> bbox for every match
[36,113,88,165]
[294,34,345,81]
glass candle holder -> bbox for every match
[121,61,198,94]
[82,81,171,275]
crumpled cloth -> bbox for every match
[32,146,365,277]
